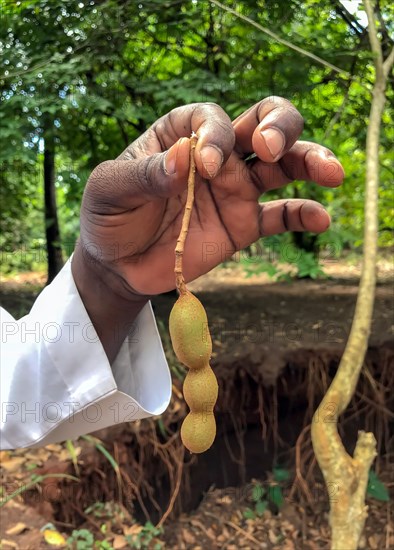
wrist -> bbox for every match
[71,241,149,363]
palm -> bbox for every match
[115,156,258,294]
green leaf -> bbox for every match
[252,483,265,501]
[255,500,268,516]
[269,485,284,509]
[367,470,390,502]
[243,507,255,520]
[273,467,290,482]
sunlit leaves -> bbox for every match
[1,0,393,264]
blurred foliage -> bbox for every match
[240,234,328,280]
[243,470,289,519]
[367,469,390,502]
[0,0,393,274]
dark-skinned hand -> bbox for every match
[72,98,344,361]
[78,98,344,296]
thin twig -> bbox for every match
[156,445,185,527]
[225,520,262,545]
[209,0,353,80]
[174,133,198,294]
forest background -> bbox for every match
[1,0,393,283]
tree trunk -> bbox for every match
[43,116,63,284]
[311,1,394,548]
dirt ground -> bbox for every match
[0,257,393,549]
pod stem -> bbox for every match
[174,132,198,295]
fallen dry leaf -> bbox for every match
[0,457,26,472]
[368,534,381,549]
[58,447,81,462]
[218,495,232,505]
[5,523,28,536]
[123,524,143,536]
[24,449,50,462]
[44,444,63,453]
[182,529,196,544]
[268,528,277,544]
[0,451,10,461]
[0,539,19,548]
[112,534,128,549]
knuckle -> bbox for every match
[295,110,305,131]
[194,102,233,131]
[137,154,161,194]
[261,95,288,105]
[89,160,113,185]
[194,101,225,115]
[259,95,293,111]
[323,146,335,158]
[199,101,220,109]
[178,101,220,110]
[259,96,304,128]
[155,120,166,142]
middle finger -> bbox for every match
[233,96,304,161]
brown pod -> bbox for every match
[183,364,218,412]
[169,291,212,369]
[180,411,216,454]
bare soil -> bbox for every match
[0,258,393,549]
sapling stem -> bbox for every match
[174,132,198,295]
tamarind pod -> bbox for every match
[169,291,212,369]
[180,411,216,454]
[183,364,218,412]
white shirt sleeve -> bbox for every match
[0,259,172,450]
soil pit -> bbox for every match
[1,266,393,549]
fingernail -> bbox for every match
[164,139,183,175]
[323,148,340,160]
[260,128,285,160]
[199,145,223,178]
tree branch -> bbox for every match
[364,0,384,72]
[208,0,352,80]
[311,1,394,548]
[375,0,394,52]
[383,47,394,78]
[334,0,366,36]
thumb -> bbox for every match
[85,137,191,209]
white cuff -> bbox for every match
[0,259,171,449]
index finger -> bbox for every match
[233,96,304,162]
[121,103,236,180]
[168,102,236,179]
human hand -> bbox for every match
[77,98,344,298]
